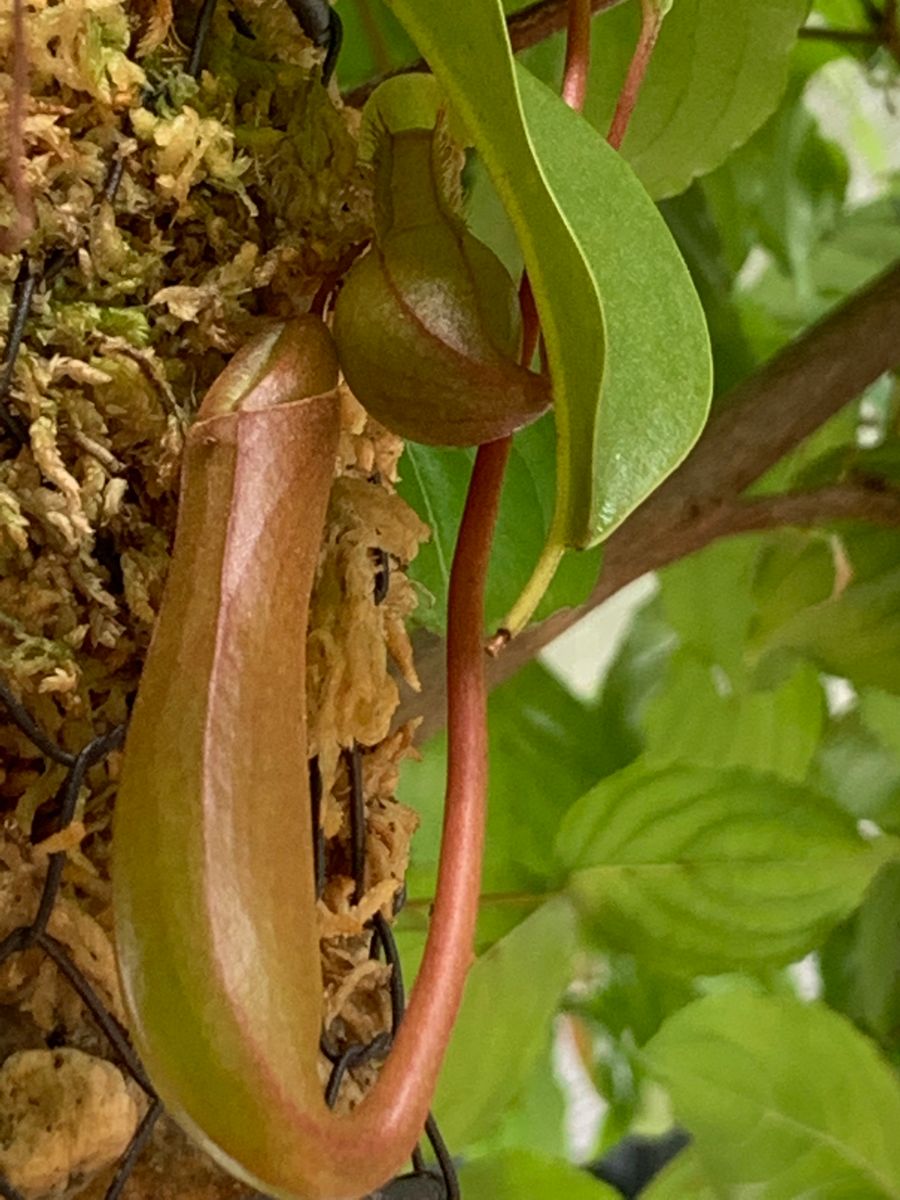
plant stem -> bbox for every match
[343,0,624,108]
[607,0,665,150]
[395,436,509,1073]
[563,0,593,110]
[798,26,882,43]
[406,889,560,911]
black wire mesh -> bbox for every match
[0,2,459,1196]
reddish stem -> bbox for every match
[392,433,510,1084]
[562,0,593,111]
[607,0,664,150]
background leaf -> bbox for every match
[458,1150,622,1200]
[557,761,893,974]
[753,528,900,693]
[399,419,601,633]
[399,661,614,945]
[640,1147,720,1200]
[646,992,900,1197]
[523,0,809,199]
[431,898,577,1147]
[643,657,826,781]
[460,1147,624,1195]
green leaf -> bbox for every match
[855,862,900,1048]
[700,48,849,290]
[582,953,696,1050]
[556,761,893,974]
[810,711,900,831]
[386,0,710,626]
[860,689,900,759]
[658,184,759,395]
[593,594,677,770]
[458,1150,621,1200]
[334,1,417,91]
[643,656,826,782]
[640,1147,720,1200]
[753,528,900,693]
[433,898,577,1147]
[645,991,900,1197]
[400,662,615,945]
[465,1048,568,1161]
[742,188,900,337]
[659,536,765,689]
[399,419,601,634]
[525,0,808,200]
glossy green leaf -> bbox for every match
[658,184,759,394]
[458,1150,621,1200]
[557,761,894,974]
[335,1,417,91]
[432,898,577,1147]
[646,991,900,1197]
[515,64,712,555]
[399,419,601,634]
[643,656,826,782]
[386,0,710,623]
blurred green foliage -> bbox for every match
[342,0,900,1191]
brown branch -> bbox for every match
[798,26,882,44]
[342,0,627,108]
[714,485,900,536]
[400,261,900,739]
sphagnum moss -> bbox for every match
[0,3,427,1194]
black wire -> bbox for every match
[31,725,125,936]
[37,932,155,1095]
[0,258,37,443]
[373,547,391,605]
[372,911,406,1035]
[324,1033,391,1108]
[347,742,367,903]
[424,1116,459,1200]
[0,677,76,765]
[187,0,220,77]
[322,8,343,86]
[310,755,327,899]
[104,1100,164,1200]
[283,0,343,84]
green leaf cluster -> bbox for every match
[344,1,900,1193]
